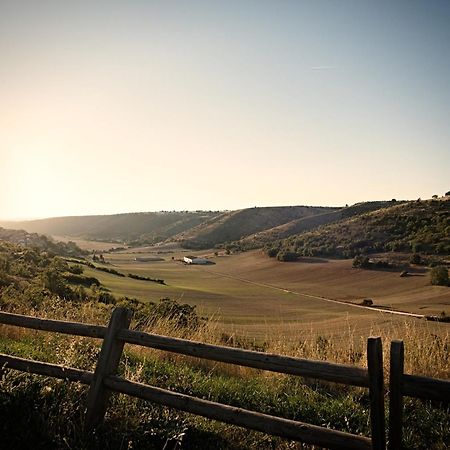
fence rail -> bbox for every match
[119,328,371,387]
[0,311,106,338]
[0,308,447,449]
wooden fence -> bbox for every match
[0,307,445,450]
[388,340,450,450]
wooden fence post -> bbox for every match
[85,307,132,430]
[367,337,386,450]
[388,340,404,450]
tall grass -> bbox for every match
[0,298,449,449]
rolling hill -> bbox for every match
[3,199,447,255]
[0,211,221,245]
[170,205,339,249]
[269,198,450,258]
[236,201,399,250]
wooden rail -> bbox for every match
[0,311,106,339]
[119,329,370,387]
[388,340,450,450]
[0,308,383,449]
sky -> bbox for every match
[1,0,449,220]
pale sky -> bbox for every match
[1,1,449,220]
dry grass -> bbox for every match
[2,297,448,380]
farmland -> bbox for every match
[1,229,448,449]
[80,245,449,339]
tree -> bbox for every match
[267,247,279,258]
[277,251,298,262]
[409,253,422,265]
[353,255,370,268]
[430,266,449,286]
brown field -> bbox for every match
[53,236,124,251]
[78,245,449,339]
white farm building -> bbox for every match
[183,256,209,265]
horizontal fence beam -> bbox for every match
[119,330,370,387]
[0,353,93,385]
[104,375,372,450]
[0,311,107,339]
[402,374,450,403]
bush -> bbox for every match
[277,251,298,262]
[360,298,373,306]
[430,266,449,286]
[63,273,100,288]
[410,253,422,265]
[68,264,84,274]
[266,247,279,258]
[352,255,370,268]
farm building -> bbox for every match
[183,256,209,265]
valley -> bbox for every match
[78,245,449,338]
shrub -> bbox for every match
[68,264,84,275]
[430,266,449,286]
[63,273,100,287]
[266,247,279,258]
[410,253,422,265]
[360,298,373,306]
[277,251,298,262]
[352,255,370,268]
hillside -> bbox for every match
[0,211,221,245]
[269,198,450,259]
[171,206,339,249]
[237,201,398,250]
[0,227,86,257]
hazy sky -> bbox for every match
[1,1,449,219]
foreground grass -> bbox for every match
[0,306,449,449]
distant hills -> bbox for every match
[171,206,338,249]
[0,227,85,256]
[1,198,448,257]
[235,201,398,250]
[266,198,450,259]
[0,206,339,248]
[0,211,219,245]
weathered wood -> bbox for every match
[402,374,450,403]
[119,329,370,387]
[388,340,404,450]
[104,375,372,450]
[0,311,106,339]
[0,353,93,384]
[367,336,386,450]
[85,307,132,429]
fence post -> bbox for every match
[367,337,386,450]
[388,340,404,450]
[85,307,132,430]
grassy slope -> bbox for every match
[274,198,450,257]
[0,211,220,243]
[171,206,339,249]
[1,333,447,450]
[238,201,398,248]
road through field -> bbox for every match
[195,266,427,320]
